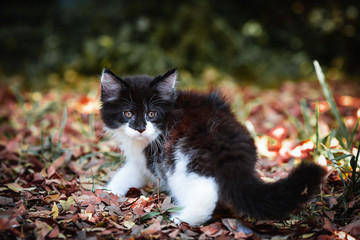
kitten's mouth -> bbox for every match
[134,134,149,141]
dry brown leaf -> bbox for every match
[340,219,360,234]
[324,210,335,220]
[141,219,161,235]
[323,217,336,232]
[6,183,36,193]
[51,202,59,220]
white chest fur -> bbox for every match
[105,125,157,195]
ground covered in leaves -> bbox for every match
[0,75,360,239]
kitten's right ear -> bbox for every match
[151,68,177,100]
[100,68,127,101]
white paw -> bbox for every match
[170,214,183,225]
[105,183,128,196]
[170,213,207,226]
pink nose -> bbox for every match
[137,128,145,133]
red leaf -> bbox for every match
[47,166,56,178]
[33,172,45,182]
[200,223,222,237]
[323,217,336,232]
[234,231,251,239]
[168,229,180,238]
[133,207,145,217]
[48,225,60,238]
[324,210,335,220]
[340,219,360,234]
[85,203,95,213]
[141,219,161,235]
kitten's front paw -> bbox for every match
[105,183,128,196]
[170,214,183,225]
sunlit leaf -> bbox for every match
[59,196,76,211]
[6,183,36,193]
[52,202,59,220]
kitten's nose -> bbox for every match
[136,128,146,134]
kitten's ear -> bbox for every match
[100,68,127,101]
[151,68,177,99]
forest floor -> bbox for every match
[0,73,359,239]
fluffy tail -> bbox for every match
[224,162,327,219]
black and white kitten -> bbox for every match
[100,68,327,226]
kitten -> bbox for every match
[100,68,327,226]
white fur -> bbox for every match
[106,120,219,226]
[105,121,159,195]
[168,149,219,226]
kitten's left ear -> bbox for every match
[100,67,127,102]
[151,68,177,99]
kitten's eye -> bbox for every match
[147,111,156,119]
[123,111,133,118]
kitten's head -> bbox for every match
[100,68,177,147]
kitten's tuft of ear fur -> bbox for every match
[151,68,177,100]
[100,68,127,102]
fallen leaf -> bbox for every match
[108,219,127,230]
[47,166,56,178]
[334,230,357,240]
[59,196,76,211]
[46,193,61,202]
[27,210,53,218]
[141,219,161,235]
[234,231,252,239]
[301,232,316,238]
[161,196,177,210]
[340,219,360,233]
[83,227,106,232]
[48,225,60,238]
[6,183,36,193]
[168,228,180,238]
[324,210,335,220]
[0,196,13,205]
[222,218,253,235]
[35,219,53,240]
[85,203,95,213]
[200,223,223,237]
[52,202,59,220]
[123,220,135,230]
[323,217,336,232]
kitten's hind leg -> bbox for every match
[168,154,219,225]
[169,174,219,226]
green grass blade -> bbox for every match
[286,110,306,140]
[141,211,161,221]
[329,154,353,163]
[165,206,183,213]
[300,99,312,137]
[56,106,67,151]
[91,168,95,193]
[89,112,95,138]
[10,85,25,106]
[349,119,359,148]
[313,60,350,149]
[315,102,320,155]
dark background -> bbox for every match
[0,0,359,89]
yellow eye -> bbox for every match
[147,111,156,119]
[124,111,133,118]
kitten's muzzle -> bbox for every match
[135,127,146,133]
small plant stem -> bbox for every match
[157,178,161,209]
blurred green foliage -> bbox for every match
[0,0,359,89]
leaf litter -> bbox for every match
[0,76,360,239]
